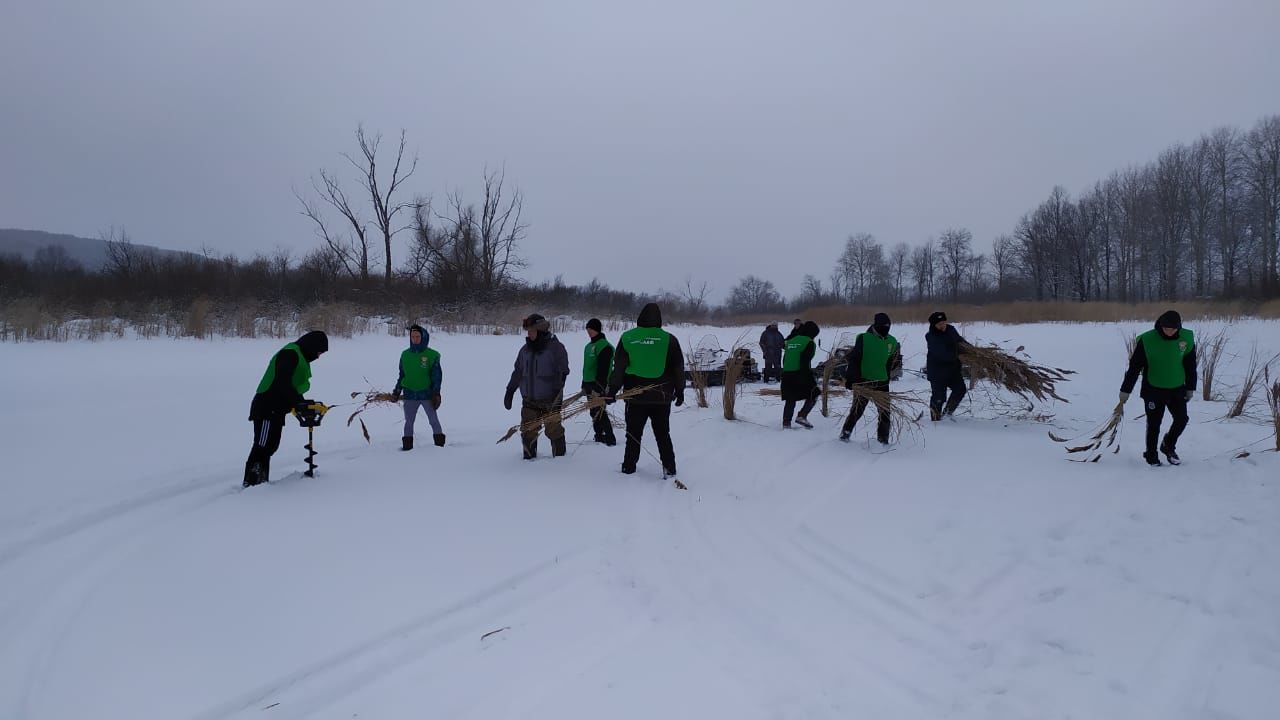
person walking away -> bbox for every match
[781,321,821,429]
[608,303,685,476]
[392,323,445,450]
[1120,310,1196,466]
[245,330,328,487]
[583,318,617,446]
[925,311,969,421]
[840,313,901,444]
[759,323,785,383]
[504,314,570,459]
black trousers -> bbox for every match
[763,355,782,382]
[783,393,817,424]
[929,374,967,416]
[844,380,891,442]
[245,413,285,484]
[590,404,616,442]
[623,402,676,472]
[1144,390,1189,454]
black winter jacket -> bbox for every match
[925,325,968,382]
[249,331,328,419]
[780,321,820,401]
[507,332,570,404]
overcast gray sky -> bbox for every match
[2,0,1277,300]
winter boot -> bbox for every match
[782,421,793,429]
[523,441,537,460]
[433,433,446,447]
[551,436,567,457]
[795,415,813,429]
[243,460,268,488]
[1159,437,1180,465]
[839,430,851,442]
[663,464,677,478]
[930,407,942,422]
[621,463,636,475]
[602,434,617,447]
[1143,450,1162,466]
[401,436,413,451]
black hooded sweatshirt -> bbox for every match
[1120,311,1198,398]
[609,303,686,405]
[250,330,328,419]
[925,323,968,382]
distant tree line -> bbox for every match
[723,114,1280,314]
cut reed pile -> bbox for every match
[833,384,926,443]
[496,386,657,444]
[960,342,1074,404]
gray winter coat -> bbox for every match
[506,333,570,404]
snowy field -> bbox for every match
[2,319,1279,720]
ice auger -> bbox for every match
[291,400,329,477]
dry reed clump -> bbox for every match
[1049,401,1125,462]
[959,342,1074,404]
[346,388,399,442]
[1265,367,1280,452]
[685,333,720,408]
[183,296,213,339]
[819,332,855,417]
[1199,328,1229,401]
[1226,345,1267,419]
[758,387,850,398]
[497,386,657,444]
[720,330,753,421]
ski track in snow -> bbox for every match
[3,323,1280,719]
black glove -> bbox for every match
[504,389,514,411]
[432,393,442,410]
[1184,389,1195,402]
[675,393,685,407]
[391,388,402,402]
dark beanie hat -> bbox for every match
[585,318,602,332]
[1156,310,1182,330]
[873,312,891,329]
[928,311,947,326]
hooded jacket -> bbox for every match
[395,326,443,401]
[780,321,820,401]
[925,323,968,382]
[1121,310,1197,398]
[759,325,785,359]
[506,327,570,404]
[250,331,328,419]
[609,303,686,405]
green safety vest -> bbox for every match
[583,336,613,383]
[619,327,670,379]
[256,343,311,395]
[783,335,813,372]
[399,347,441,392]
[859,332,899,382]
[1138,328,1194,389]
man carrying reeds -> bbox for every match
[392,324,445,450]
[583,318,617,446]
[840,313,902,444]
[244,330,328,487]
[1120,310,1197,466]
[780,321,821,429]
[504,314,570,460]
[759,323,785,383]
[926,311,969,421]
[608,303,685,476]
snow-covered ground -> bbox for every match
[2,319,1279,720]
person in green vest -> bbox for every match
[582,318,617,446]
[391,323,444,451]
[244,330,328,487]
[840,313,902,444]
[1120,310,1197,466]
[780,320,820,429]
[607,303,685,476]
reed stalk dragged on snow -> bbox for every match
[833,384,926,443]
[346,387,398,443]
[1048,401,1125,462]
[496,386,657,444]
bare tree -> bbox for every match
[908,240,935,301]
[475,166,528,293]
[345,126,418,285]
[937,228,973,301]
[726,275,784,315]
[888,242,910,303]
[678,275,712,316]
[990,234,1016,297]
[295,172,371,283]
